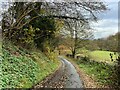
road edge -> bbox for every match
[63,56,99,88]
[31,58,63,89]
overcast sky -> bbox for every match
[0,0,119,39]
[92,0,119,39]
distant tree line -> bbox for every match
[83,32,120,52]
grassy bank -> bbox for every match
[78,59,117,87]
[1,41,60,88]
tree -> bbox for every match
[2,2,59,49]
[61,19,92,58]
[45,1,107,58]
[2,1,107,33]
[2,1,107,52]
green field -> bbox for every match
[1,41,60,88]
[88,50,118,65]
[64,48,118,65]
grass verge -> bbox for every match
[1,41,60,88]
[65,56,117,88]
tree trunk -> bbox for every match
[72,49,76,58]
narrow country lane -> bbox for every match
[33,56,83,89]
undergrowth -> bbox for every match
[68,56,118,88]
[1,41,60,88]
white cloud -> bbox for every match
[91,19,118,39]
[92,19,118,29]
[104,0,119,2]
[91,1,118,39]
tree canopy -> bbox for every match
[2,1,107,52]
